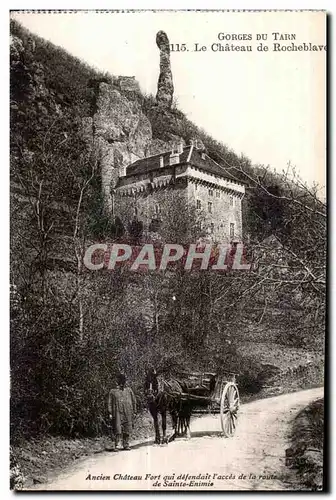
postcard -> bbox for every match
[10,9,326,492]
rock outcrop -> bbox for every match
[116,76,140,94]
[81,31,183,215]
[84,82,152,213]
[84,76,185,215]
[155,31,174,109]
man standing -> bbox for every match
[108,373,137,451]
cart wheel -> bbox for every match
[220,382,239,437]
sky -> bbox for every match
[12,10,326,189]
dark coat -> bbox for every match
[108,386,137,435]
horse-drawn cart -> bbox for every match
[145,367,240,443]
[173,370,240,438]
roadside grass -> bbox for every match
[11,411,156,489]
[286,398,324,491]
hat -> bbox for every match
[117,373,126,387]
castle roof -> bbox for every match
[126,145,242,184]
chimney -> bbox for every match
[194,139,205,151]
[159,155,164,168]
[169,142,182,166]
[115,149,126,177]
[119,164,126,177]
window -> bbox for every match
[195,184,198,191]
[230,223,235,239]
[208,189,213,197]
[208,202,213,213]
[134,205,138,217]
[149,219,161,232]
[216,191,220,198]
[210,223,214,234]
[155,204,160,215]
[196,199,201,210]
[229,196,234,206]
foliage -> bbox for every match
[289,398,324,490]
[10,446,25,490]
[10,19,111,115]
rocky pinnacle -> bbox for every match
[155,31,174,109]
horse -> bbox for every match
[144,368,192,444]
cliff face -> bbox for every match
[84,81,185,215]
[84,84,153,213]
[83,30,183,215]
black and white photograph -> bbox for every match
[9,9,326,491]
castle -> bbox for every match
[112,140,245,243]
[108,31,245,243]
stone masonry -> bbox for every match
[114,142,245,243]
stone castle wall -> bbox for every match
[187,180,243,242]
[115,179,243,243]
[115,183,189,241]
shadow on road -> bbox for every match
[191,430,223,439]
[104,430,224,454]
[105,438,156,453]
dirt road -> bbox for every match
[31,387,323,491]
